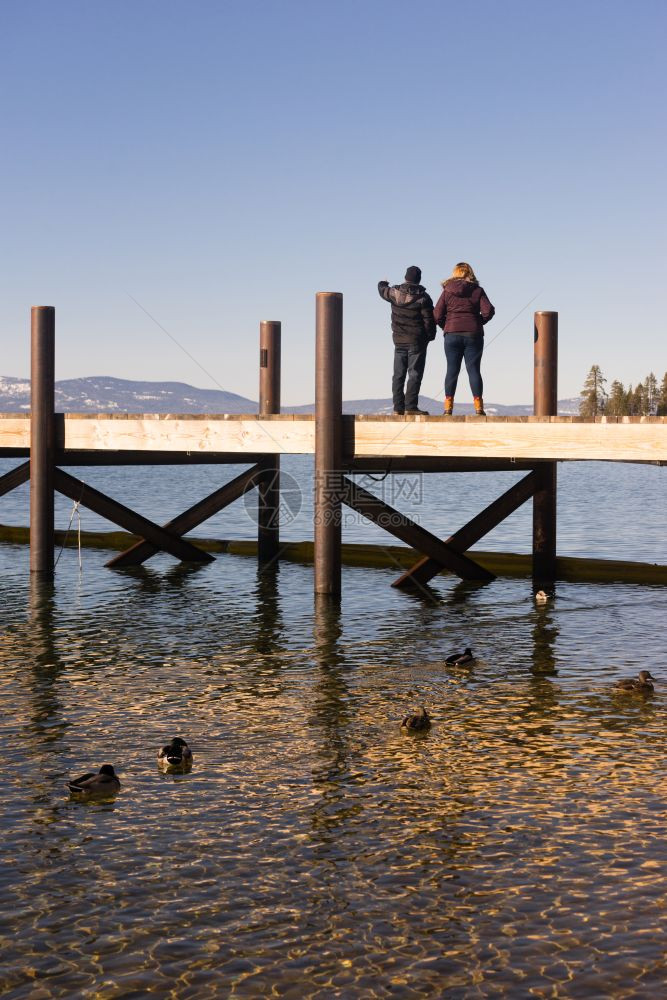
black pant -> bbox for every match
[393,343,427,412]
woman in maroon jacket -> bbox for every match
[433,262,495,415]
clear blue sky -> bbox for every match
[1,0,664,405]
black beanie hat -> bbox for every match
[405,266,421,284]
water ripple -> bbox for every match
[0,549,666,996]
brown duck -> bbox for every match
[614,670,655,693]
[401,707,431,731]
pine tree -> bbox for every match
[606,380,627,416]
[579,365,607,418]
[644,372,658,415]
[658,372,667,416]
[632,383,646,416]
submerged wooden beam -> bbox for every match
[2,523,665,584]
[54,468,212,564]
[107,462,264,567]
[393,470,538,588]
[341,477,494,582]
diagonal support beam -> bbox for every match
[393,470,539,588]
[107,462,265,568]
[54,468,212,565]
[342,477,493,582]
[0,460,30,498]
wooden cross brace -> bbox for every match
[392,470,539,587]
[54,468,213,565]
[341,476,493,582]
[53,463,270,567]
[342,470,539,587]
[105,462,268,568]
[0,460,269,568]
[0,461,30,498]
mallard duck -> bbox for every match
[68,764,120,797]
[157,736,193,770]
[614,670,655,693]
[445,647,475,666]
[534,590,549,604]
[401,707,431,731]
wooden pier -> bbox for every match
[0,300,665,591]
[1,410,663,463]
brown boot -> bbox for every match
[473,396,486,416]
[444,396,454,416]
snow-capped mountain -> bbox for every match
[0,375,580,416]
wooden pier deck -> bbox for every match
[3,301,665,588]
[1,412,666,464]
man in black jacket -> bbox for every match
[378,266,436,415]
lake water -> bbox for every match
[1,456,666,563]
[1,459,666,997]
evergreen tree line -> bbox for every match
[579,366,667,417]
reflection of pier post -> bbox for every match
[27,577,67,749]
[533,311,558,587]
[258,320,281,564]
[30,306,55,578]
[313,596,349,729]
[253,564,283,658]
[531,604,559,677]
[314,293,343,596]
[29,576,58,665]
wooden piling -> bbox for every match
[533,311,558,586]
[534,311,558,417]
[258,320,281,563]
[30,307,55,577]
[314,293,343,595]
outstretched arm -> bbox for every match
[378,280,391,302]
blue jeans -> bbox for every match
[393,344,427,411]
[444,333,484,398]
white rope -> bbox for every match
[76,501,82,572]
[54,499,83,572]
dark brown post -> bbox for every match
[30,306,55,577]
[258,320,281,563]
[533,311,558,586]
[534,311,558,416]
[314,293,343,596]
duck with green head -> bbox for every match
[445,647,475,666]
[68,764,120,797]
[157,736,193,771]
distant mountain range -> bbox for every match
[0,375,581,416]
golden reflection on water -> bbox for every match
[0,559,665,997]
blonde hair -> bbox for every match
[451,262,477,282]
